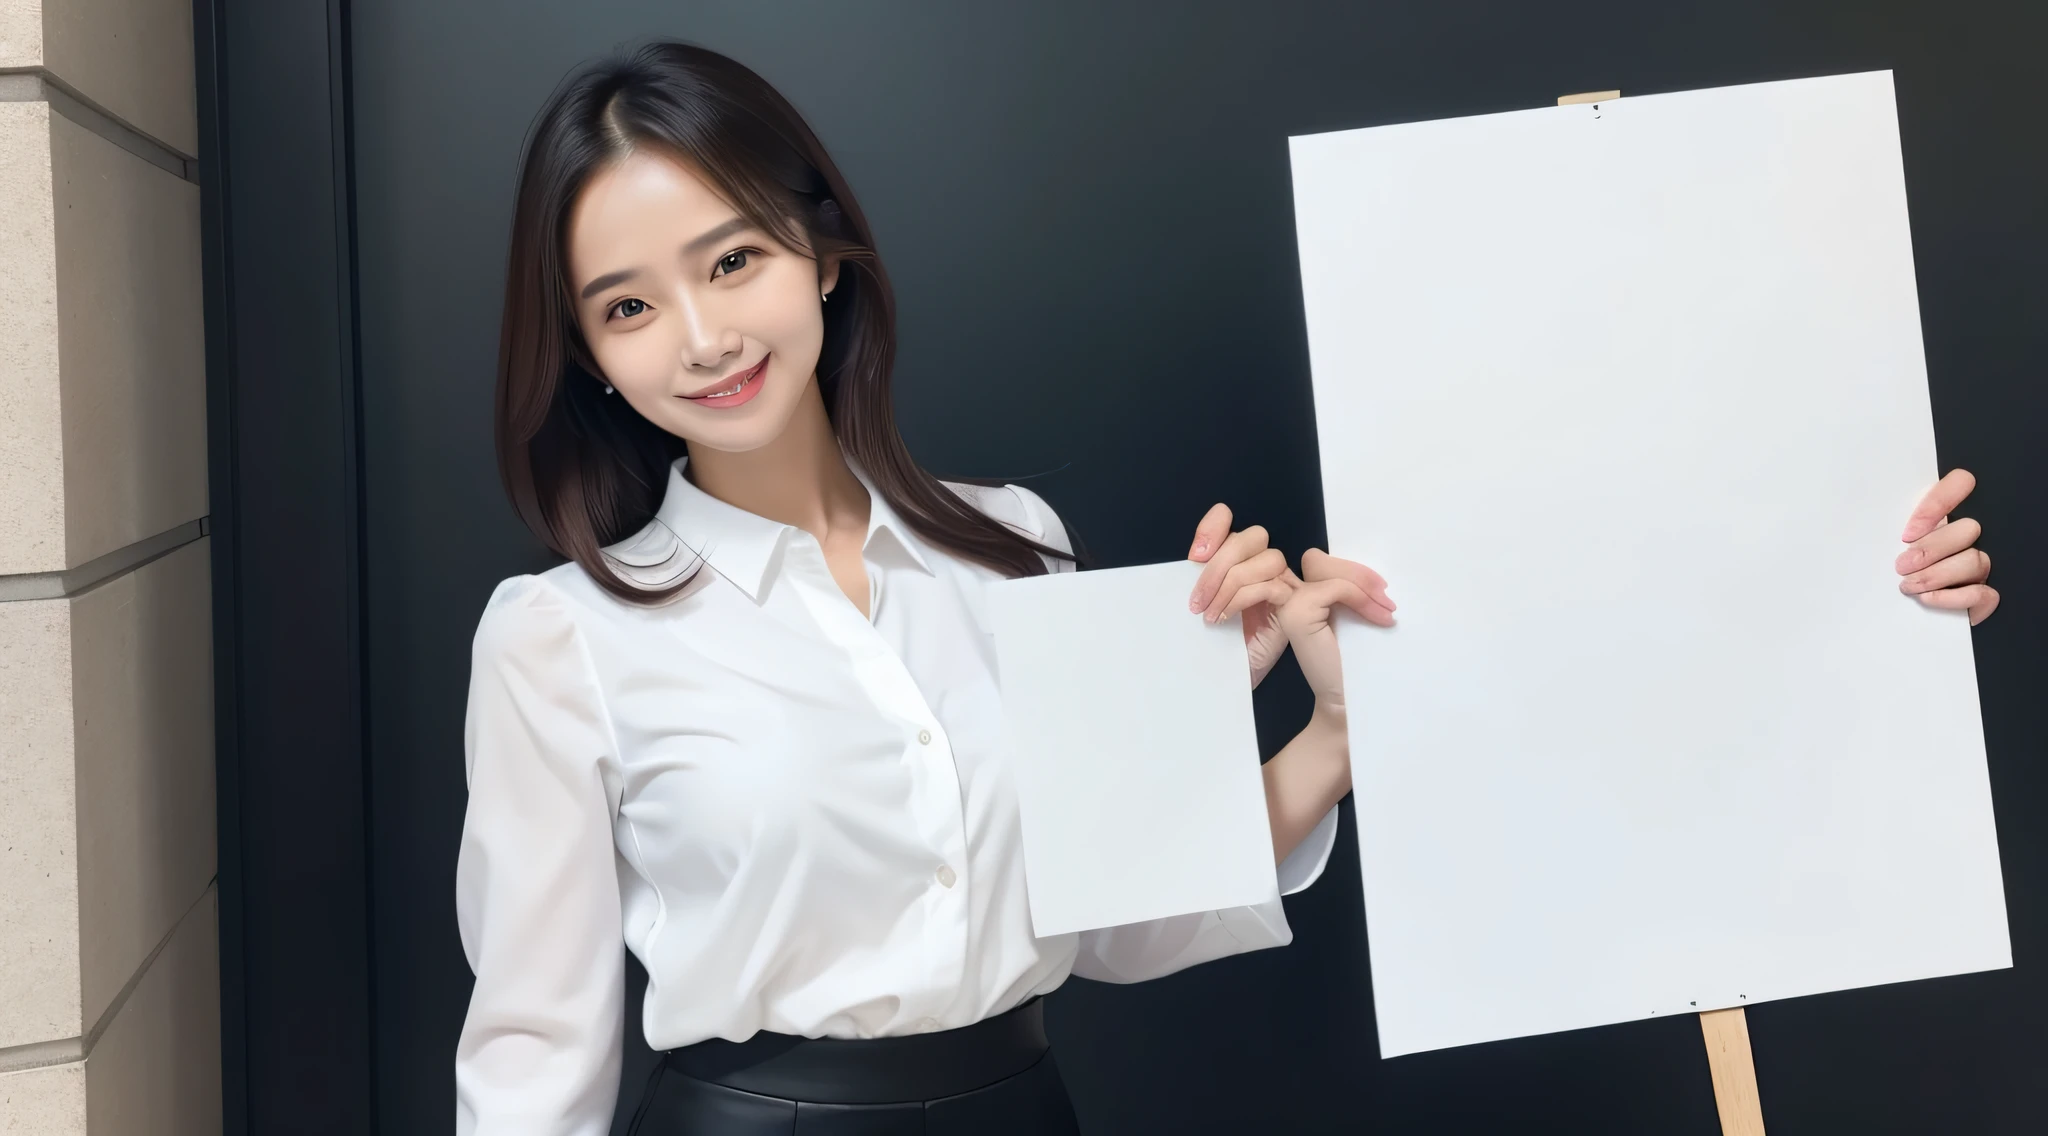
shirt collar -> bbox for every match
[858,466,936,579]
[605,455,934,602]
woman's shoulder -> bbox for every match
[470,567,607,661]
[942,479,1072,557]
[477,516,699,633]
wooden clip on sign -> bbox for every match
[1551,86,1768,1136]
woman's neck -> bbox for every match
[685,377,869,544]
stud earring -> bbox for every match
[821,292,829,303]
[603,383,615,395]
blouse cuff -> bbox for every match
[1216,803,1340,948]
[1279,802,1340,895]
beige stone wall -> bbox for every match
[0,2,218,1133]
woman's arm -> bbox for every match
[1179,505,1395,865]
[1264,548,1396,862]
[1261,704,1351,865]
[455,578,625,1136]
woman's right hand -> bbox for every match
[1276,549,1396,716]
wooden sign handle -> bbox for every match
[1699,1007,1767,1135]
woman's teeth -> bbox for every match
[701,377,746,397]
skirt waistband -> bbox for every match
[662,998,1050,1105]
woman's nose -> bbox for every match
[675,294,741,370]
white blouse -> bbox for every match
[453,458,1339,1135]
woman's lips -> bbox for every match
[682,356,769,408]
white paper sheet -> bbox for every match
[1288,70,2009,1057]
[986,561,1280,937]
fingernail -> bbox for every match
[1189,593,1205,612]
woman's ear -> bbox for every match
[819,255,840,301]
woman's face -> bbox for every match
[566,150,835,454]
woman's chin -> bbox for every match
[664,410,795,455]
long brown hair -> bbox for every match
[495,41,1074,603]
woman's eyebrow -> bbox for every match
[580,268,638,300]
[680,216,755,257]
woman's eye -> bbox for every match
[609,297,648,320]
[714,250,751,278]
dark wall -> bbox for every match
[264,1,2047,1132]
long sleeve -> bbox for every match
[1002,483,1345,984]
[454,578,626,1136]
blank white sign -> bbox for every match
[987,561,1279,937]
[1289,71,2009,1057]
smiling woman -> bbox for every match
[492,43,1075,605]
[448,28,2013,1136]
[462,37,1373,1136]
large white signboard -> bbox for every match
[1289,71,2009,1057]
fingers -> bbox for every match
[1896,516,1981,575]
[1893,480,1999,627]
[1902,468,1976,542]
[1284,576,1396,629]
[1970,589,2001,627]
[1218,577,1295,621]
[1188,503,1234,561]
[1912,582,1999,625]
[1202,546,1288,623]
[1301,548,1394,611]
[1900,547,1991,595]
[1187,534,1396,629]
[1190,525,1270,613]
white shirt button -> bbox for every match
[919,1017,940,1031]
[917,729,933,745]
[935,864,957,888]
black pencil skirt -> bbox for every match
[625,997,1082,1135]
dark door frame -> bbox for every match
[198,1,376,1131]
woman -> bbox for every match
[455,41,2000,1135]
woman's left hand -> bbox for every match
[1898,468,2000,626]
[1186,504,1296,688]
